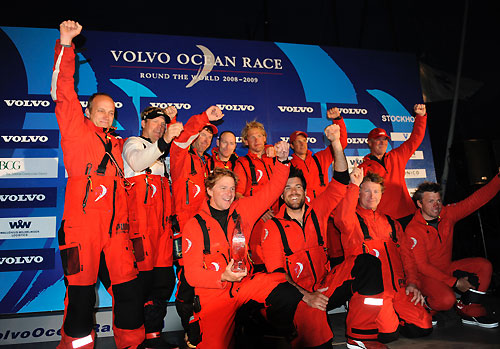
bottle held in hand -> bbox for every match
[231,215,246,272]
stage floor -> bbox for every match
[4,295,500,348]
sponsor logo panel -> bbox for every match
[0,216,56,239]
[405,169,427,179]
[0,158,58,179]
[0,248,55,272]
[0,130,59,149]
[0,187,57,209]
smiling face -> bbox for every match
[86,94,115,128]
[141,116,166,143]
[417,191,443,220]
[282,176,306,210]
[367,136,389,159]
[192,128,214,155]
[207,175,236,211]
[359,180,383,211]
[291,134,308,158]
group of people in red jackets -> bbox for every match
[52,20,500,349]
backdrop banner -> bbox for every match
[0,25,435,315]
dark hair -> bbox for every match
[288,166,307,190]
[361,172,385,192]
[218,130,236,140]
[412,181,442,205]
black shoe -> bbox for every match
[461,315,499,329]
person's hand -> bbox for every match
[414,104,426,116]
[59,20,82,46]
[302,288,329,311]
[163,122,184,143]
[274,141,290,162]
[406,283,425,306]
[326,107,341,120]
[456,277,475,293]
[265,145,276,158]
[221,259,247,282]
[261,209,274,222]
[206,105,224,122]
[350,166,364,187]
[164,105,178,121]
[324,124,340,143]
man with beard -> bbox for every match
[262,124,385,348]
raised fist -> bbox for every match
[324,124,340,143]
[414,104,426,116]
[349,166,364,187]
[205,105,224,122]
[326,107,341,120]
[274,141,290,162]
[164,105,178,121]
[163,122,184,143]
[59,20,82,46]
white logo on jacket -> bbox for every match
[95,185,107,202]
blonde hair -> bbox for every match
[205,167,239,198]
[241,120,267,142]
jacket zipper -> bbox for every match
[108,180,117,237]
[384,242,398,292]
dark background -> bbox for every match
[2,0,499,286]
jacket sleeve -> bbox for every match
[182,218,228,289]
[170,111,210,182]
[123,137,163,173]
[404,224,457,286]
[332,116,348,150]
[233,159,248,196]
[332,184,363,253]
[446,174,500,223]
[310,178,348,220]
[261,219,286,273]
[238,162,290,234]
[391,114,427,161]
[50,40,86,141]
[396,222,419,286]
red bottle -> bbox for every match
[231,215,246,272]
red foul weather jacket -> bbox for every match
[122,136,173,269]
[333,184,419,293]
[290,117,348,202]
[51,40,129,229]
[181,161,290,291]
[170,112,212,234]
[208,147,238,171]
[359,114,427,219]
[261,179,347,292]
[403,174,500,287]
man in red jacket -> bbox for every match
[289,107,348,266]
[208,130,238,171]
[404,171,500,328]
[122,106,183,348]
[52,21,144,349]
[359,104,427,228]
[182,141,306,349]
[262,124,385,348]
[333,171,432,346]
[169,106,222,345]
[233,121,279,271]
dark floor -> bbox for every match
[4,295,500,348]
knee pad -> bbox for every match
[327,280,353,310]
[64,285,96,338]
[112,278,144,330]
[351,254,383,296]
[378,329,399,343]
[399,322,432,338]
[150,267,176,301]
